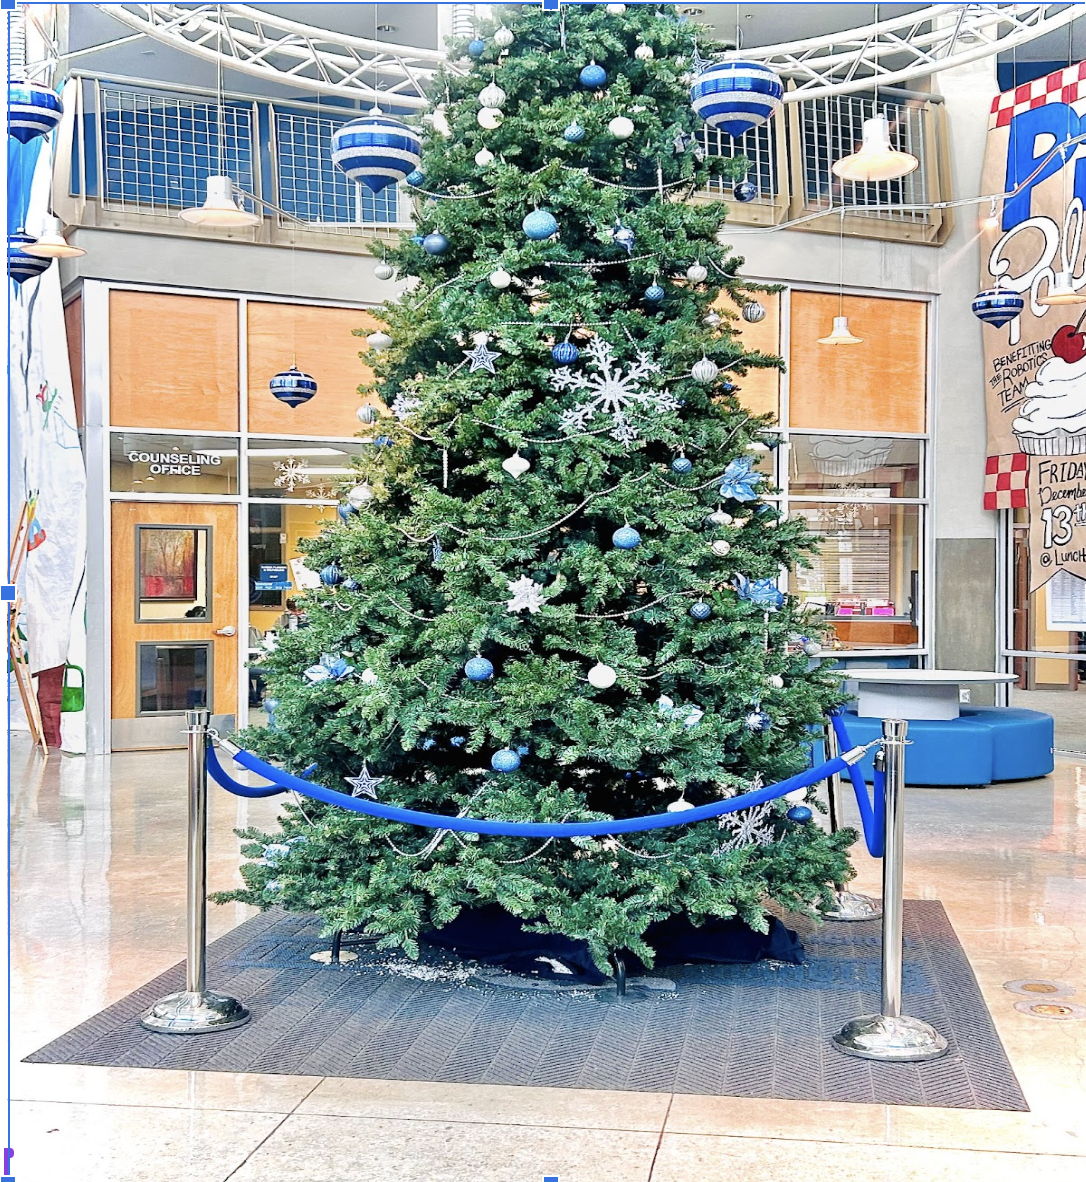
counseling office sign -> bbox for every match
[979,62,1086,590]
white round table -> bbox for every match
[843,669,1017,721]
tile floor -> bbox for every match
[8,735,1086,1182]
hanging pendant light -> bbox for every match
[179,175,260,227]
[818,316,864,345]
[832,114,918,183]
[23,216,85,258]
[1038,270,1086,306]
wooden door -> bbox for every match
[111,502,239,750]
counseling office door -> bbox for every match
[111,503,239,750]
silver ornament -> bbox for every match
[606,3,626,12]
[479,82,507,109]
[609,116,635,139]
[705,509,732,526]
[475,147,495,166]
[347,483,374,507]
[711,540,732,557]
[703,311,722,328]
[501,451,530,479]
[667,798,696,813]
[366,330,393,351]
[489,267,512,289]
[766,674,785,689]
[374,262,395,281]
[803,640,823,656]
[494,26,514,47]
[356,405,378,424]
[635,44,654,61]
[587,662,618,689]
[692,356,719,383]
[743,300,767,324]
[686,263,708,283]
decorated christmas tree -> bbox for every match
[221,3,854,973]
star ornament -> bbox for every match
[463,341,501,374]
[345,762,384,800]
[506,575,545,614]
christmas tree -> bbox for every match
[221,3,854,973]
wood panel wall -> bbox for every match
[109,291,240,431]
[246,302,382,437]
[788,293,927,434]
[63,297,83,427]
[726,291,781,424]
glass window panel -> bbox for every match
[111,432,239,494]
[138,643,210,713]
[1011,521,1086,657]
[788,435,921,498]
[136,526,211,622]
[247,438,365,499]
[790,501,921,649]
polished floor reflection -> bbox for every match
[9,736,1086,1182]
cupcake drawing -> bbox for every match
[1012,321,1086,455]
[809,436,894,476]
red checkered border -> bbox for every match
[989,61,1086,129]
[983,453,1029,511]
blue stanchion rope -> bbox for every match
[830,711,885,858]
[207,738,870,841]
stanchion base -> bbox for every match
[139,989,251,1035]
[833,1013,948,1062]
[825,891,883,922]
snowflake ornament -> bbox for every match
[717,800,775,851]
[274,458,311,492]
[552,337,680,444]
[506,575,546,614]
[390,394,421,421]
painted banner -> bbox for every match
[980,63,1086,591]
[8,90,89,753]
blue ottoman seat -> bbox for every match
[839,705,1053,786]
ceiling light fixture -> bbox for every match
[1038,270,1086,306]
[832,114,919,183]
[180,175,260,227]
[22,215,86,258]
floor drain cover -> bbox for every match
[1013,999,1086,1020]
[1004,979,1075,998]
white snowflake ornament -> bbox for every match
[506,575,545,614]
[551,337,679,444]
[390,394,421,421]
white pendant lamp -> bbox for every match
[22,215,85,258]
[818,316,864,345]
[832,114,918,183]
[180,175,260,227]
[1038,270,1086,306]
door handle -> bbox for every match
[213,625,237,637]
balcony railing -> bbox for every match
[59,75,951,250]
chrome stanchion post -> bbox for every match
[140,709,251,1034]
[823,714,882,922]
[833,719,947,1061]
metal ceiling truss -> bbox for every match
[80,4,1083,104]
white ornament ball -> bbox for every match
[475,147,495,166]
[692,356,719,383]
[361,668,379,686]
[767,674,785,689]
[609,116,635,140]
[494,26,514,48]
[607,3,626,12]
[743,300,767,324]
[431,104,452,138]
[472,330,491,347]
[686,263,708,283]
[489,267,512,289]
[347,483,374,507]
[803,640,823,656]
[366,330,393,352]
[587,662,618,690]
[479,82,507,109]
[706,509,732,526]
[711,540,732,557]
[502,452,530,479]
[478,107,504,130]
[374,262,395,281]
[667,798,696,813]
[635,44,654,61]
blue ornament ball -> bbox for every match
[320,563,343,586]
[689,601,712,621]
[612,526,641,550]
[269,366,317,409]
[405,169,426,187]
[330,113,421,193]
[563,121,586,142]
[7,80,63,144]
[671,456,693,475]
[971,287,1025,328]
[579,62,608,89]
[552,341,579,365]
[523,210,559,240]
[449,735,467,747]
[465,656,495,682]
[336,503,355,523]
[787,805,814,823]
[423,231,449,255]
[690,61,783,138]
[733,181,757,203]
[644,283,666,302]
[342,577,360,591]
[467,38,486,57]
[491,748,521,773]
[411,235,425,245]
[263,697,278,714]
[7,231,52,286]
